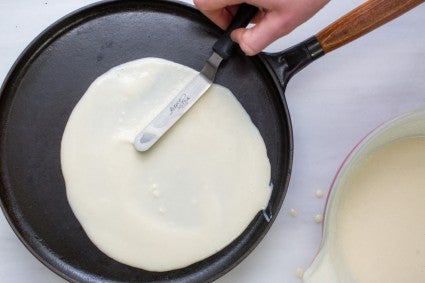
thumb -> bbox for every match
[231,15,293,56]
[230,28,263,56]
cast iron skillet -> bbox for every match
[0,0,422,282]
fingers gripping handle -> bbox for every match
[212,4,259,60]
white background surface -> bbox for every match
[0,1,424,282]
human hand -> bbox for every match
[194,0,330,55]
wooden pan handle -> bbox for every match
[316,0,424,53]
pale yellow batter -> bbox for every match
[336,137,425,282]
[61,58,272,271]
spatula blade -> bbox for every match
[133,52,223,152]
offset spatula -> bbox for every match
[134,4,258,152]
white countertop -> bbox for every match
[1,1,424,282]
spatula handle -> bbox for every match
[212,4,258,60]
[316,0,424,53]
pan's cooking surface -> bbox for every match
[0,1,291,282]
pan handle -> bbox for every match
[212,4,258,60]
[262,0,423,89]
[316,0,425,53]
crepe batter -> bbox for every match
[61,58,272,271]
[336,137,425,282]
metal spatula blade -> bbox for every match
[134,4,258,152]
[133,52,222,152]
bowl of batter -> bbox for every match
[304,110,425,283]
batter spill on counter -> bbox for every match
[61,58,272,271]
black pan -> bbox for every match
[0,0,422,282]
